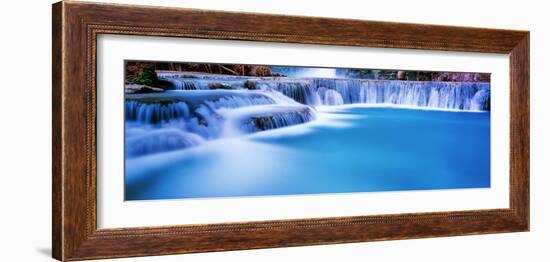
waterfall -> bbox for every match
[220,105,317,135]
[125,129,204,157]
[312,78,363,104]
[246,109,316,133]
[127,72,490,158]
[159,73,250,90]
[125,101,191,125]
[125,90,317,157]
[251,80,321,105]
[160,77,209,90]
[125,91,279,137]
[318,87,344,106]
[254,78,489,111]
[470,88,490,111]
[157,72,490,111]
[201,94,274,110]
[313,79,489,110]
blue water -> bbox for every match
[125,106,490,200]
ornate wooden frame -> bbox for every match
[52,1,530,261]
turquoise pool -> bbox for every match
[125,106,490,200]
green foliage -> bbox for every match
[133,69,157,86]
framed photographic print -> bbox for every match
[52,1,529,261]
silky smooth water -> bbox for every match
[125,106,490,200]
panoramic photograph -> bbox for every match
[124,61,491,201]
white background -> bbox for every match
[0,0,547,261]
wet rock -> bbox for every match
[397,70,407,80]
[243,80,257,90]
[208,82,233,90]
[125,84,165,94]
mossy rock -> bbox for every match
[132,69,158,86]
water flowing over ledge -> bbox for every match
[125,89,316,157]
[125,73,490,157]
[159,72,490,111]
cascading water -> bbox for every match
[127,72,490,158]
[125,89,317,157]
[159,73,249,90]
[126,71,492,201]
[470,88,491,111]
[219,105,317,135]
[126,129,205,157]
[157,72,490,111]
[248,110,315,132]
[251,79,321,105]
[318,87,344,106]
[260,78,490,111]
[125,101,191,125]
